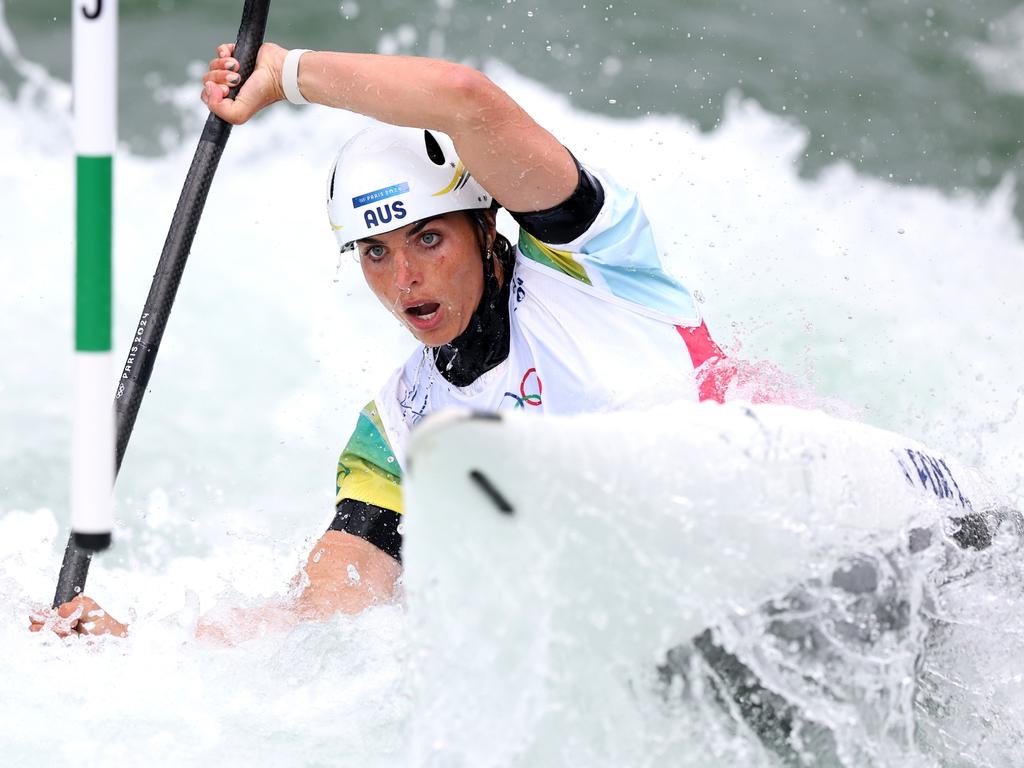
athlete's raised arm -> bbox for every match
[202,43,577,213]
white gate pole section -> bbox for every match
[71,0,117,552]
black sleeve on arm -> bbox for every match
[329,498,403,564]
[509,151,605,245]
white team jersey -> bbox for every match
[371,167,706,467]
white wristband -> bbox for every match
[282,48,312,105]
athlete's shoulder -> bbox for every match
[510,153,606,246]
[336,398,404,512]
[361,348,437,470]
[515,163,656,269]
[513,163,699,323]
[343,400,401,477]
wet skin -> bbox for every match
[358,212,494,347]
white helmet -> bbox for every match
[326,124,493,252]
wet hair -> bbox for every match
[467,208,515,287]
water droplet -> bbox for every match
[600,56,623,76]
[347,564,361,584]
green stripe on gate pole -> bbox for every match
[76,155,113,352]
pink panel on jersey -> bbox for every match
[675,322,733,404]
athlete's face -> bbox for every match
[357,212,493,347]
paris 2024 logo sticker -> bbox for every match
[503,367,542,409]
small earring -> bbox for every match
[485,249,493,260]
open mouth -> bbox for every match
[406,302,441,321]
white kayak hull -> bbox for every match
[401,402,1008,766]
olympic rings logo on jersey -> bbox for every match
[503,367,542,409]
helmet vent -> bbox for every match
[423,130,446,166]
[328,164,337,200]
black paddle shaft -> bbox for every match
[53,0,272,608]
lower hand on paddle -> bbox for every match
[29,595,128,639]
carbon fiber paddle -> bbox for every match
[53,0,273,607]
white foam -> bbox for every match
[964,6,1024,96]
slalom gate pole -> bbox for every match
[60,0,118,604]
[54,0,272,608]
